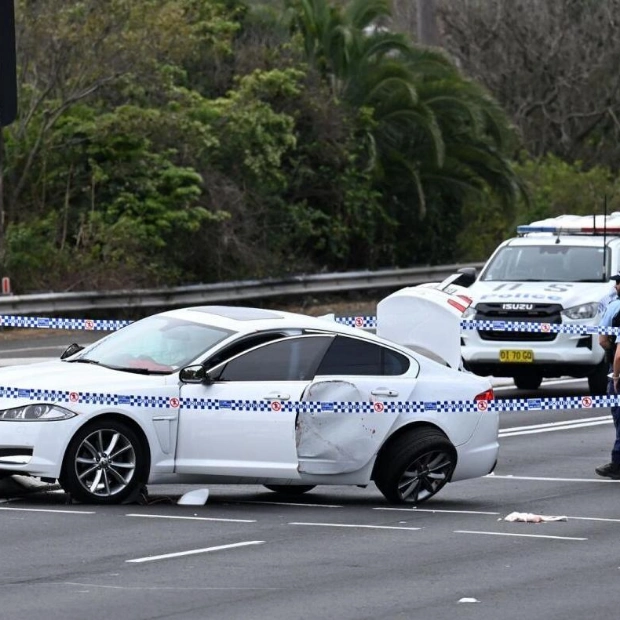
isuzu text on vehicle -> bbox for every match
[446,214,620,394]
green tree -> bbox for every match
[285,0,524,265]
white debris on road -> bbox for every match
[504,511,567,523]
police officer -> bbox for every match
[596,273,620,478]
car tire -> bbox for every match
[513,373,542,390]
[588,361,608,396]
[60,419,147,505]
[263,484,316,495]
[374,428,456,504]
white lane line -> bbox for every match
[0,345,65,354]
[0,506,94,514]
[501,420,611,437]
[494,378,584,391]
[377,507,620,524]
[289,522,420,531]
[239,501,341,508]
[486,474,620,483]
[62,582,281,591]
[126,513,256,523]
[503,415,610,431]
[374,507,500,515]
[455,530,587,541]
[126,540,264,564]
[564,516,620,523]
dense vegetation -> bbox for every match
[0,0,618,293]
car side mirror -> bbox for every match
[453,267,477,288]
[179,365,213,384]
[60,343,84,360]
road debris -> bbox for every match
[504,512,567,523]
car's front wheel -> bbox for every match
[60,419,147,504]
[513,373,542,390]
[374,428,456,504]
[263,485,316,495]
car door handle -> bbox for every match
[371,389,399,397]
[262,393,290,401]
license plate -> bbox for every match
[499,349,534,363]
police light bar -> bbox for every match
[517,213,620,236]
[517,225,620,235]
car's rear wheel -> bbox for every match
[263,484,315,495]
[374,428,456,504]
[60,419,147,504]
[513,373,542,390]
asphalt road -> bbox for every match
[1,333,619,619]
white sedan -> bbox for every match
[0,306,498,504]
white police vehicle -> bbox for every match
[450,214,620,394]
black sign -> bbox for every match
[0,0,17,126]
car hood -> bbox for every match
[467,280,611,309]
[0,360,173,406]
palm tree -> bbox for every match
[286,0,523,224]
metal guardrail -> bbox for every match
[0,262,484,315]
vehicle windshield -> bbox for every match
[68,315,234,373]
[480,245,608,283]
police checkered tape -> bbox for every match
[3,313,620,336]
[0,313,617,414]
[0,384,616,414]
[0,315,130,331]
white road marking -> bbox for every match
[564,515,620,523]
[240,500,342,508]
[62,582,281,591]
[126,513,255,523]
[289,522,420,530]
[374,507,500,515]
[486,474,620,483]
[500,417,611,437]
[493,377,584,391]
[502,415,610,432]
[0,345,65,354]
[126,540,264,563]
[0,506,94,514]
[455,530,587,541]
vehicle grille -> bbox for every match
[474,303,562,342]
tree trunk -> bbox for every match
[417,0,440,47]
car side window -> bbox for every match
[212,336,333,382]
[205,332,288,369]
[316,336,410,376]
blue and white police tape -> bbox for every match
[2,313,620,336]
[0,315,131,331]
[339,316,620,336]
[460,319,620,336]
[0,385,615,414]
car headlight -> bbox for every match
[562,302,599,320]
[462,306,477,320]
[0,404,77,421]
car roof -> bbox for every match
[504,235,611,248]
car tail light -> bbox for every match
[474,388,494,402]
[447,298,469,313]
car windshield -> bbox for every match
[480,245,608,283]
[68,315,234,373]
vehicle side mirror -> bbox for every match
[60,343,84,359]
[453,267,477,288]
[179,365,212,384]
